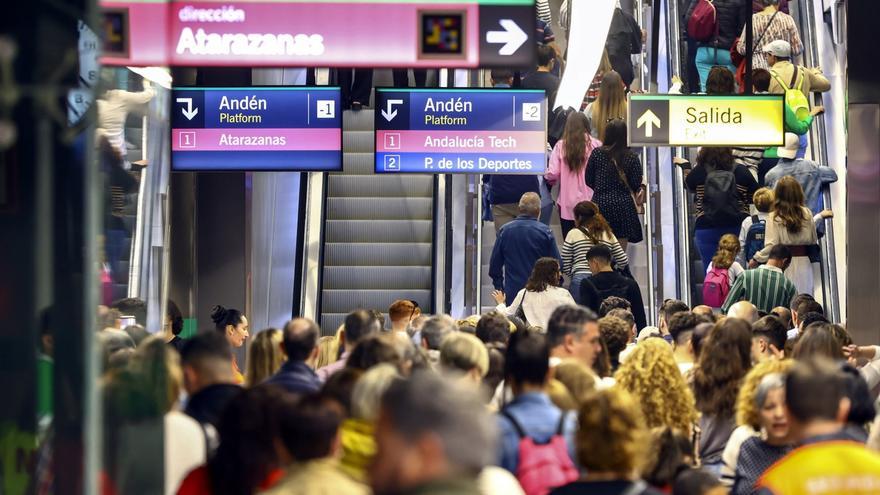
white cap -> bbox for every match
[777,132,800,159]
[762,40,792,58]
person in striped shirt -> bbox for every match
[561,201,628,305]
[721,245,797,314]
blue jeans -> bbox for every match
[540,203,553,226]
[570,272,590,306]
[695,226,740,273]
[797,133,808,159]
[695,46,737,93]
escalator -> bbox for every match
[318,108,436,333]
[669,0,841,318]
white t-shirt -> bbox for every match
[165,411,207,495]
[496,286,576,330]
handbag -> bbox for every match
[514,290,529,326]
[611,156,646,215]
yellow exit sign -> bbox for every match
[628,94,785,147]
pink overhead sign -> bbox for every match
[99,1,536,68]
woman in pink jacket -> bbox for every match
[545,113,601,238]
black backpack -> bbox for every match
[548,107,575,148]
[703,169,741,220]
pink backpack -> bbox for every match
[703,266,731,308]
[502,410,578,495]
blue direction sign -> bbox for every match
[374,88,548,174]
[171,87,343,172]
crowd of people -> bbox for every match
[68,2,860,495]
[88,291,880,495]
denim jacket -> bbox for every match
[764,158,838,214]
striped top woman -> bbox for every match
[561,201,628,304]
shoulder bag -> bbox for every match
[611,154,646,215]
[514,290,529,326]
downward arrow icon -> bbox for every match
[381,99,403,122]
[637,109,661,137]
[176,97,199,120]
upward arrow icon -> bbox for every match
[637,109,661,138]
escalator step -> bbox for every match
[328,175,433,198]
[321,289,432,315]
[343,109,375,131]
[326,197,433,221]
[341,152,376,175]
[324,242,432,266]
[322,266,432,290]
[325,220,432,243]
[343,131,374,154]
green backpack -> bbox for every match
[772,67,810,121]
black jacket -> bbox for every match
[605,8,642,87]
[581,271,648,331]
[685,0,748,49]
[184,383,242,429]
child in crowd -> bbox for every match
[704,234,744,308]
[738,188,773,266]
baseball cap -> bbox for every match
[777,133,799,159]
[762,40,791,58]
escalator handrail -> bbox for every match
[794,0,841,323]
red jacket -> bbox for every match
[177,465,284,495]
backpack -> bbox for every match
[501,410,578,495]
[703,169,741,220]
[548,107,575,148]
[702,265,731,308]
[743,214,766,262]
[687,0,718,42]
[771,67,810,121]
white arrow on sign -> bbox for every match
[637,109,661,138]
[176,97,199,120]
[486,19,528,56]
[381,99,404,122]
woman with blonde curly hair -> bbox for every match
[615,338,698,434]
[719,359,794,489]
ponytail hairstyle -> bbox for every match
[562,113,591,173]
[211,305,244,333]
[711,234,741,270]
[772,176,809,234]
[573,201,613,243]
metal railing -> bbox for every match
[795,0,841,322]
[666,0,693,305]
[636,0,659,324]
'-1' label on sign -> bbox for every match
[374,88,548,174]
[627,94,785,147]
[170,86,343,172]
